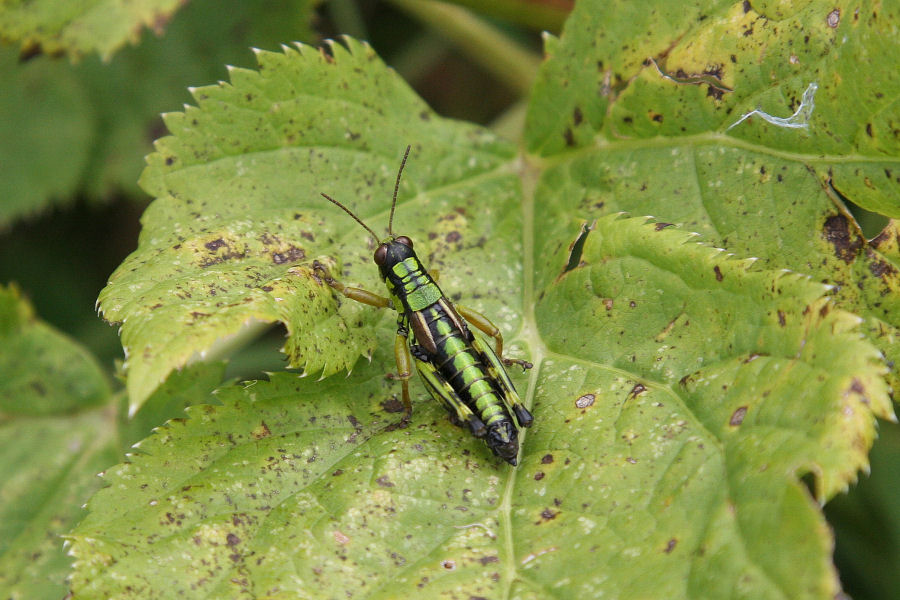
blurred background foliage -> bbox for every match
[0,1,895,598]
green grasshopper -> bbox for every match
[314,146,533,465]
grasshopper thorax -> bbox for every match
[373,235,435,311]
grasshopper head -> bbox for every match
[373,235,416,278]
[487,420,520,466]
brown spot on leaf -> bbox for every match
[823,215,863,263]
[730,406,748,426]
[376,476,395,488]
[381,397,405,413]
[827,8,840,27]
[272,246,305,264]
[573,106,583,125]
[541,454,554,464]
[252,422,271,439]
[868,258,897,279]
[714,265,723,281]
[664,538,678,553]
[333,530,350,545]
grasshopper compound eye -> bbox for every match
[374,244,388,266]
[395,236,413,248]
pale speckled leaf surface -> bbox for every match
[76,213,889,600]
[526,0,900,216]
[79,5,897,598]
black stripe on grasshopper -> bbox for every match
[314,146,533,465]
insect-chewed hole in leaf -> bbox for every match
[560,220,596,278]
[799,471,819,500]
[224,324,289,382]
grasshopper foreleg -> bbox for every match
[313,260,391,309]
[314,260,409,427]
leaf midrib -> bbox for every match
[533,131,900,168]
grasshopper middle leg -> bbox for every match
[314,261,411,426]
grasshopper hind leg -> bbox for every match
[512,405,534,428]
[455,304,533,371]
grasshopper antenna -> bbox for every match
[387,145,411,236]
[320,193,380,244]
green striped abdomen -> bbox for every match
[418,305,513,429]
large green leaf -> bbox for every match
[0,0,186,60]
[0,284,109,415]
[0,0,318,229]
[0,411,118,600]
[74,212,888,597]
[525,0,900,394]
[81,12,896,596]
[0,285,117,599]
[0,48,95,226]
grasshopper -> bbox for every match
[314,146,533,465]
